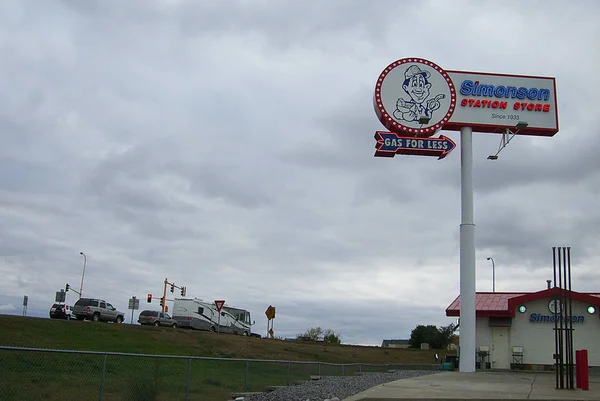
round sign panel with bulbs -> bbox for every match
[374,58,456,138]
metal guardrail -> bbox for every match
[0,345,437,401]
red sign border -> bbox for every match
[214,300,225,312]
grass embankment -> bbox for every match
[0,315,451,400]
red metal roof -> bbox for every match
[446,292,525,317]
[446,289,600,318]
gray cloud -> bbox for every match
[0,0,599,345]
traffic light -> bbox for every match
[170,284,175,293]
[65,283,70,292]
[180,287,186,296]
[160,297,164,307]
[147,294,152,303]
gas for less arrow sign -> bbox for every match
[374,131,456,159]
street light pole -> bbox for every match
[487,257,495,292]
[79,251,87,299]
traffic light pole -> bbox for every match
[66,283,80,297]
[150,278,187,313]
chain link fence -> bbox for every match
[0,345,437,401]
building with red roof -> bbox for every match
[445,286,600,369]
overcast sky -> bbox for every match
[1,0,599,346]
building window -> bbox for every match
[518,305,527,313]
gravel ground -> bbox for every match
[242,370,437,401]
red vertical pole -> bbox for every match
[582,349,589,391]
[575,350,582,389]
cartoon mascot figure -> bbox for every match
[393,65,445,124]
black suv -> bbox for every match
[49,303,73,320]
[72,298,125,323]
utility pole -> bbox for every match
[79,251,87,299]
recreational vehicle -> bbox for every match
[172,298,254,335]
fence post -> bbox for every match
[359,364,362,374]
[99,354,107,401]
[186,358,191,401]
[342,364,345,376]
[318,362,321,376]
[244,361,249,391]
[287,362,291,386]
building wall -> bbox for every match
[511,297,599,366]
[475,318,493,367]
[476,318,492,348]
[474,296,599,367]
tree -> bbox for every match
[409,325,439,349]
[323,329,342,344]
[409,323,457,349]
[436,323,458,350]
[297,327,342,344]
[298,327,323,341]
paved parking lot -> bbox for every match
[344,370,600,400]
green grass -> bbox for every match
[0,315,450,400]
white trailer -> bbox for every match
[172,298,254,335]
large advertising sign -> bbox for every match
[374,58,558,138]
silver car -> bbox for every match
[138,310,178,327]
[72,298,125,323]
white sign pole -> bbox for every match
[459,126,476,372]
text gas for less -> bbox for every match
[383,138,449,150]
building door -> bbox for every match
[491,327,510,369]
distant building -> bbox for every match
[381,339,410,348]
